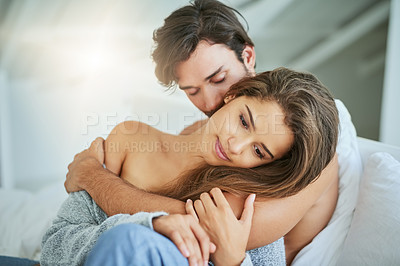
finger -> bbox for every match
[169,231,190,258]
[239,194,256,226]
[209,242,216,253]
[183,232,202,266]
[89,137,105,164]
[96,137,105,152]
[186,199,199,222]
[64,180,68,192]
[199,192,217,213]
[209,187,230,208]
[189,218,211,263]
[73,152,80,160]
[194,199,206,220]
[90,137,104,152]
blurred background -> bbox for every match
[0,0,399,190]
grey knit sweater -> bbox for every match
[40,191,285,266]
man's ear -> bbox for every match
[242,45,256,75]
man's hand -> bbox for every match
[153,214,216,266]
[65,137,105,193]
[187,188,255,266]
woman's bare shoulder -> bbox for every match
[108,121,166,139]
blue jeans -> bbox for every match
[84,223,189,266]
[0,256,39,266]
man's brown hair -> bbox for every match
[152,0,254,88]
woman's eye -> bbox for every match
[240,114,248,129]
[254,146,265,159]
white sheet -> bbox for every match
[0,180,67,260]
[292,100,363,265]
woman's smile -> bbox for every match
[215,137,230,161]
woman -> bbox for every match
[41,68,339,265]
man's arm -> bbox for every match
[66,154,186,216]
[65,135,187,216]
[66,138,338,250]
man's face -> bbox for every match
[175,40,256,117]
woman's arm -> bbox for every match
[103,120,140,175]
[191,154,339,251]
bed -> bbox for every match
[1,100,400,265]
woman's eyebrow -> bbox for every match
[261,143,274,159]
[246,104,274,159]
[245,104,255,129]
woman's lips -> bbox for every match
[215,138,230,161]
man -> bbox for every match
[65,0,339,265]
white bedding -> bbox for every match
[0,180,67,260]
[292,100,363,265]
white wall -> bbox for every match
[3,65,202,191]
[0,70,14,188]
[1,49,202,191]
[0,0,205,191]
[380,0,400,146]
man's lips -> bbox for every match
[215,138,230,161]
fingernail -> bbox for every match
[204,260,209,266]
[251,193,256,202]
[187,199,192,204]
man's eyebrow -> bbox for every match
[179,66,223,91]
[246,104,274,159]
[205,66,223,81]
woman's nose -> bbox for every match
[228,136,249,155]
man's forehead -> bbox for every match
[175,41,237,86]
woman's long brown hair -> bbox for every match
[159,68,339,200]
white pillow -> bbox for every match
[337,152,400,265]
[292,99,363,266]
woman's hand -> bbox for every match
[152,214,216,266]
[186,188,256,266]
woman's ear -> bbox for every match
[241,45,256,75]
[224,95,235,104]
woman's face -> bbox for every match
[201,96,294,168]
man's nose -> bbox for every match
[203,88,225,113]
